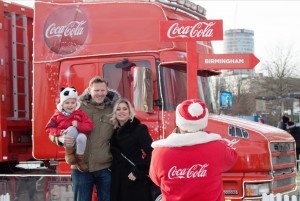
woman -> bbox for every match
[110,99,153,201]
[149,99,237,201]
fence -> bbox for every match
[262,193,298,201]
[0,193,10,201]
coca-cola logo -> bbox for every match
[167,22,215,39]
[44,6,88,55]
[168,164,208,179]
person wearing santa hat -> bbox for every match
[149,99,237,201]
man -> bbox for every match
[49,76,119,201]
[149,99,237,201]
[287,121,300,160]
[278,116,289,131]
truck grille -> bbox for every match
[272,177,296,188]
[272,155,295,164]
[270,142,294,152]
[272,168,294,176]
[270,142,297,192]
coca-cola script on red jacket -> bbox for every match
[149,131,237,201]
[45,109,93,137]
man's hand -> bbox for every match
[58,135,75,146]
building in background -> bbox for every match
[223,29,255,76]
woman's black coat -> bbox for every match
[110,117,153,201]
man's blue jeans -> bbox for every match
[72,168,111,201]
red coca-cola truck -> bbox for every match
[0,1,72,200]
[0,0,298,200]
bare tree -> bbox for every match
[260,44,299,96]
[256,44,300,121]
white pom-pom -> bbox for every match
[188,102,203,117]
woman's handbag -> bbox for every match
[120,152,162,201]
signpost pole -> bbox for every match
[186,41,198,99]
[187,41,198,99]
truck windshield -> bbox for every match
[160,64,217,113]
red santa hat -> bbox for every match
[176,99,209,132]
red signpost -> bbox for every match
[160,19,260,99]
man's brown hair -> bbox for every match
[89,76,108,87]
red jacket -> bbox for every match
[45,109,94,137]
[149,131,237,201]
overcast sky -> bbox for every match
[10,0,300,74]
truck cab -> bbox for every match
[31,0,298,200]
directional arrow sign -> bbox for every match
[198,54,260,70]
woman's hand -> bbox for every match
[128,172,136,181]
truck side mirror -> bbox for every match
[131,66,154,112]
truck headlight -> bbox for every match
[245,183,270,196]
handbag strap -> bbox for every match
[121,152,136,167]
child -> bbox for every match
[45,87,93,172]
